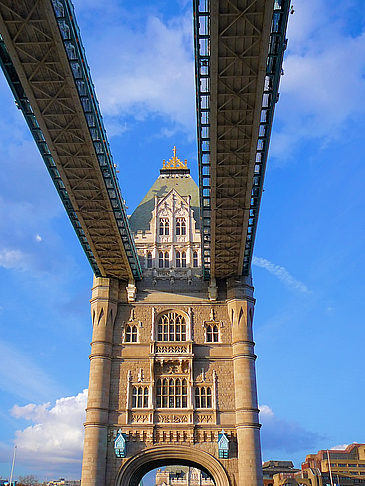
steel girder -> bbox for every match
[0,0,142,281]
[194,0,290,279]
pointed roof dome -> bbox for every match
[129,148,200,233]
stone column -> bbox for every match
[81,277,119,486]
[227,276,263,486]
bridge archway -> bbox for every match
[115,445,231,486]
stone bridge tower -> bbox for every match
[81,148,262,486]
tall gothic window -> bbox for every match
[147,251,153,268]
[206,324,219,343]
[157,312,186,341]
[176,251,181,268]
[132,386,149,408]
[156,378,188,408]
[176,251,187,268]
[193,251,199,267]
[159,251,169,268]
[125,324,138,343]
[159,218,169,236]
[176,218,186,236]
[195,386,212,408]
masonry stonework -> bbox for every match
[81,151,263,486]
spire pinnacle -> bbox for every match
[162,146,188,170]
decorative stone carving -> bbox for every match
[156,414,189,424]
[126,281,137,303]
[138,368,144,382]
[130,413,150,424]
[155,344,189,354]
[196,414,213,424]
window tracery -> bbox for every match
[159,218,169,236]
[157,312,186,341]
[125,324,138,342]
[193,251,199,267]
[195,386,212,408]
[132,386,149,408]
[176,217,186,236]
[206,324,219,343]
[175,251,187,268]
[156,378,188,408]
[158,251,169,268]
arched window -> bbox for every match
[159,252,169,268]
[157,312,186,341]
[195,386,212,408]
[125,324,138,343]
[159,218,169,236]
[176,218,186,236]
[156,378,188,408]
[147,251,153,268]
[206,324,219,343]
[176,251,186,268]
[193,251,199,267]
[132,386,149,408]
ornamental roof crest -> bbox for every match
[162,146,188,170]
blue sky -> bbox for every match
[0,0,364,482]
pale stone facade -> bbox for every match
[155,466,214,485]
[81,150,263,486]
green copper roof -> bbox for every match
[129,174,200,233]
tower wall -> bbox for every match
[81,277,263,486]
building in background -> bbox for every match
[267,444,365,486]
[155,466,214,485]
[263,461,299,486]
[302,444,365,478]
[47,480,81,486]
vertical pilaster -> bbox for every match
[81,276,119,486]
[227,276,263,486]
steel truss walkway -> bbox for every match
[194,0,289,279]
[0,0,142,281]
[0,0,289,282]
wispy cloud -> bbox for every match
[260,404,323,454]
[0,249,29,270]
[253,256,310,294]
[0,340,62,402]
[74,7,195,138]
[272,0,365,160]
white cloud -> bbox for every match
[260,404,275,419]
[79,12,195,137]
[330,444,350,450]
[272,1,365,159]
[253,256,310,294]
[35,234,42,242]
[11,390,87,466]
[0,248,29,270]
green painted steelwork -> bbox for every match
[194,0,290,278]
[0,33,101,277]
[50,0,142,280]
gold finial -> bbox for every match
[162,146,188,170]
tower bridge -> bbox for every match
[0,1,290,485]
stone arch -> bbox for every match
[115,445,231,486]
